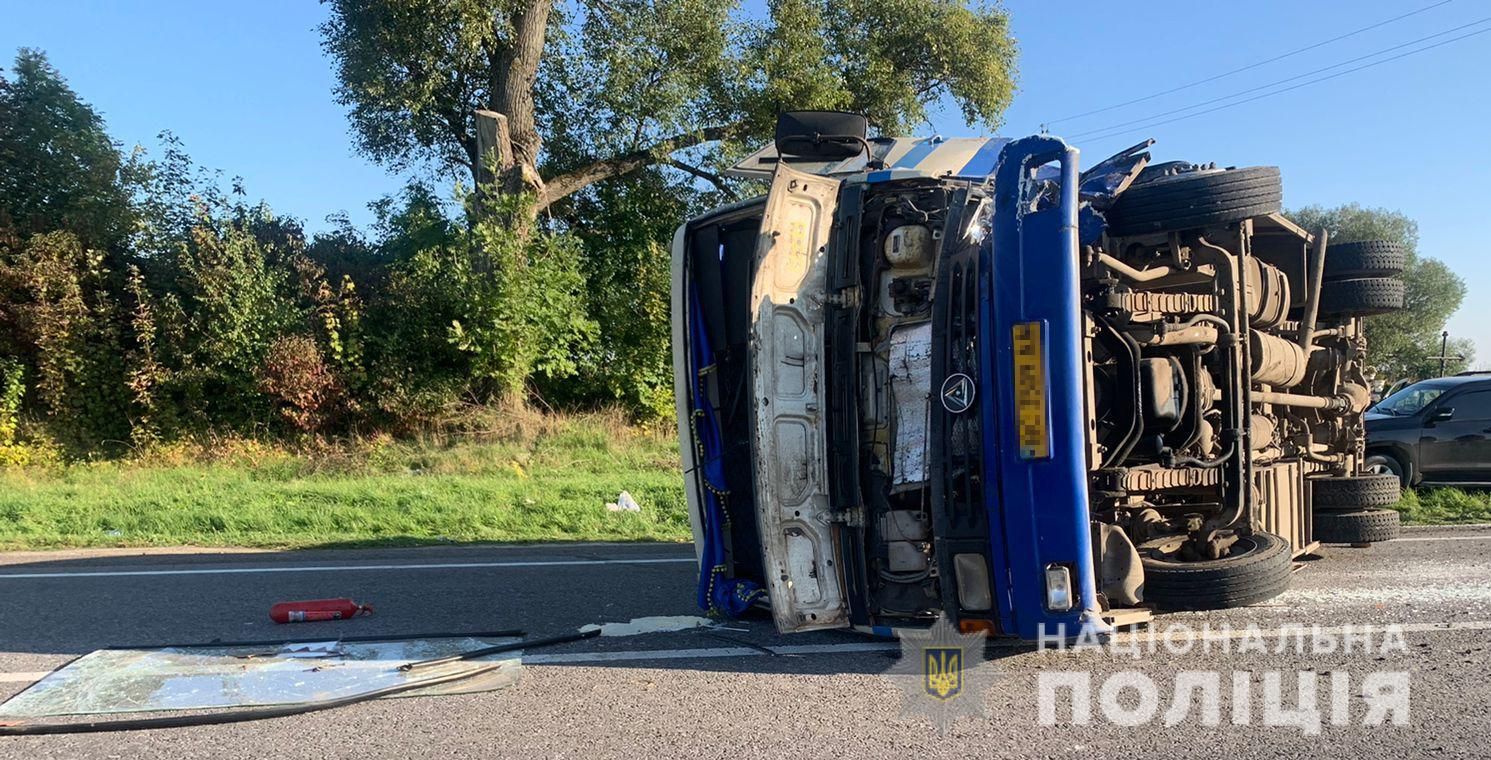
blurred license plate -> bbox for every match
[1012,322,1049,460]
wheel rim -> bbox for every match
[1144,533,1259,565]
[1143,535,1188,562]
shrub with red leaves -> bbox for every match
[256,335,339,433]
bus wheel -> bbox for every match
[1106,166,1281,237]
[1311,473,1401,509]
[1314,508,1401,545]
[1139,531,1292,610]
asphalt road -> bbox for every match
[1,527,1489,758]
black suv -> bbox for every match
[1366,373,1491,486]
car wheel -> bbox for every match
[1318,277,1405,317]
[1363,454,1407,489]
[1314,508,1401,544]
[1323,240,1408,280]
[1140,531,1293,610]
[1106,166,1282,237]
[1311,473,1401,509]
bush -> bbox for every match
[359,188,597,422]
[540,168,688,421]
[257,335,341,433]
[0,358,21,445]
[460,215,597,401]
[0,231,132,451]
[0,50,682,454]
[0,441,62,469]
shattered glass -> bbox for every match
[0,635,523,718]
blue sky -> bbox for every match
[3,0,1489,362]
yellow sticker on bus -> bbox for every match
[1012,321,1050,460]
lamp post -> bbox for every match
[1441,331,1450,377]
[1429,331,1466,377]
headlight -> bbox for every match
[953,553,992,612]
[1044,564,1073,611]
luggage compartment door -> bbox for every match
[750,165,847,632]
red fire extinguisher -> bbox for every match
[269,598,374,624]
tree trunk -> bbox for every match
[473,109,512,188]
[487,0,550,200]
[475,1,741,234]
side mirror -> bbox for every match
[1428,407,1455,424]
[774,111,875,163]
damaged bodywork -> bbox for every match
[673,112,1404,641]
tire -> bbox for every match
[1140,531,1292,610]
[1314,508,1401,544]
[1107,166,1282,237]
[1324,240,1408,280]
[1318,277,1405,317]
[1363,453,1408,489]
[1311,473,1401,509]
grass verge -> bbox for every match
[4,406,1489,551]
[0,410,691,550]
[1394,487,1491,525]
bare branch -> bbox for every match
[668,159,738,200]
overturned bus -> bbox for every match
[671,111,1406,641]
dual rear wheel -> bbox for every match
[1104,167,1405,609]
[1139,472,1405,610]
[1311,474,1403,544]
[1106,167,1408,317]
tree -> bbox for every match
[323,0,1018,415]
[0,49,133,249]
[1289,203,1471,382]
[320,0,1018,225]
[0,230,132,450]
[535,167,698,417]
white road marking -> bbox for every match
[525,620,1491,665]
[0,671,50,684]
[4,621,1487,689]
[1391,534,1491,542]
[1106,619,1491,644]
[527,641,902,664]
[0,557,696,580]
[0,530,1483,578]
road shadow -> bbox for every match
[0,542,691,658]
[0,542,1045,679]
[0,539,689,571]
[300,536,692,551]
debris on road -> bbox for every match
[0,633,526,729]
[281,641,347,658]
[0,625,628,735]
[579,615,716,637]
[269,597,374,624]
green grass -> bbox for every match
[0,413,692,551]
[5,410,1489,551]
[1394,487,1491,525]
